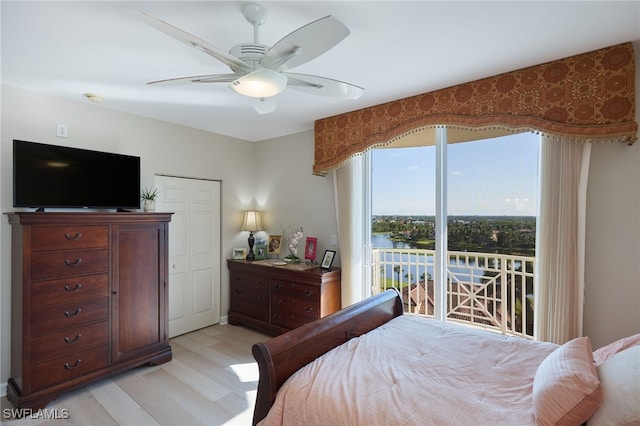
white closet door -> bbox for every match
[155,175,221,338]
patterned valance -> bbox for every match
[314,42,637,175]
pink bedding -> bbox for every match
[259,315,558,425]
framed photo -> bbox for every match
[320,250,336,270]
[267,235,282,255]
[304,237,317,261]
[232,248,246,259]
[254,244,267,260]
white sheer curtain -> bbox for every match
[333,155,366,307]
[535,135,591,344]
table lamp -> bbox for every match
[241,210,264,261]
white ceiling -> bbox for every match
[2,1,639,142]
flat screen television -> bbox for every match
[13,140,141,210]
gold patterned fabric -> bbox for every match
[314,42,637,175]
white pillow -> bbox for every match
[588,345,640,426]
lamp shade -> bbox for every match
[230,68,288,98]
[241,211,264,232]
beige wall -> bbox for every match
[582,40,640,348]
[584,141,640,348]
[254,131,339,266]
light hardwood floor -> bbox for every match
[1,324,271,426]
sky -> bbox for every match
[372,132,540,216]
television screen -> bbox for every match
[13,140,141,210]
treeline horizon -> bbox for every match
[373,214,536,219]
[373,215,536,256]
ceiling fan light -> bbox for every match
[230,68,287,98]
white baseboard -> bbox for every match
[219,314,229,325]
[1,381,7,398]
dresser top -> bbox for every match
[227,258,340,276]
[6,211,173,225]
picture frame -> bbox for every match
[254,244,267,260]
[304,237,318,261]
[232,248,247,259]
[267,235,282,255]
[320,250,336,270]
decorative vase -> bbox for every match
[285,251,300,263]
[144,199,156,212]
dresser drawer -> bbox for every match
[30,345,109,392]
[271,280,320,304]
[30,321,109,363]
[271,309,315,329]
[31,274,109,308]
[271,294,319,319]
[232,271,268,290]
[31,297,109,336]
[31,249,109,281]
[231,299,269,322]
[31,226,108,252]
[231,283,268,304]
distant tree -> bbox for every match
[404,272,413,284]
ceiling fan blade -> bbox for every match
[260,15,350,71]
[148,73,239,86]
[140,10,252,74]
[285,73,364,99]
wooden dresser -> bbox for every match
[227,259,341,335]
[7,212,172,410]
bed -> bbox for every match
[251,289,640,426]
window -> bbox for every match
[370,130,539,337]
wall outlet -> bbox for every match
[330,234,338,246]
[56,124,68,138]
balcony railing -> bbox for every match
[372,248,535,339]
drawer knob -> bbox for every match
[305,307,314,313]
[274,284,283,290]
[64,308,82,318]
[64,334,82,344]
[64,359,82,370]
[64,233,82,241]
[275,299,282,305]
[64,283,83,292]
[304,290,313,296]
[64,258,82,267]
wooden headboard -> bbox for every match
[251,288,403,425]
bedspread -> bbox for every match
[259,315,558,426]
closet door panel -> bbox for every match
[156,176,221,337]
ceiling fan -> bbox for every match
[140,3,364,113]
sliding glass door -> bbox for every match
[369,128,539,337]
